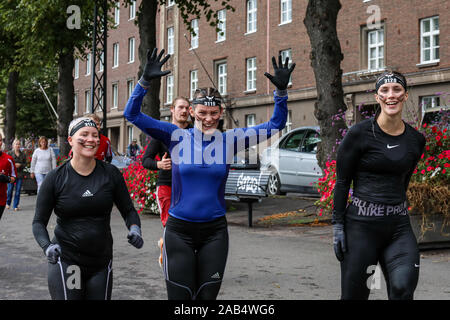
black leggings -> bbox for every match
[163,215,229,300]
[48,257,113,300]
[341,205,420,300]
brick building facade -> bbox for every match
[73,0,449,153]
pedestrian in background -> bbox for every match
[30,136,56,193]
[0,134,16,222]
[127,139,141,160]
[6,139,27,211]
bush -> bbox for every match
[122,145,159,215]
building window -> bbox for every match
[246,0,257,34]
[127,79,134,99]
[217,62,227,95]
[167,27,174,55]
[114,2,120,25]
[282,110,292,135]
[280,0,292,24]
[246,114,256,127]
[217,9,226,42]
[85,53,91,76]
[74,93,78,115]
[421,95,441,113]
[191,19,199,49]
[166,75,174,103]
[246,57,257,91]
[113,43,119,68]
[99,51,104,72]
[128,126,134,145]
[167,0,175,7]
[85,90,91,114]
[368,28,384,70]
[74,58,79,79]
[420,16,439,64]
[129,0,136,20]
[190,70,198,100]
[280,49,292,85]
[128,37,135,63]
[112,83,118,109]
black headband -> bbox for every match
[69,119,98,136]
[375,73,407,92]
[192,96,222,107]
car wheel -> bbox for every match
[267,170,283,195]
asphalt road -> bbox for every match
[0,194,449,300]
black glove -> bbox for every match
[127,225,144,249]
[0,174,11,183]
[139,48,171,88]
[333,223,347,262]
[45,243,62,264]
[264,55,296,91]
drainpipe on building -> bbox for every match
[266,0,270,122]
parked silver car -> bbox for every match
[260,126,323,195]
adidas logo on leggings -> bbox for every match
[211,272,221,279]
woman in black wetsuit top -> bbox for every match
[332,71,426,300]
[32,117,144,300]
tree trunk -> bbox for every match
[137,0,160,146]
[4,70,19,151]
[304,0,347,171]
[57,50,75,157]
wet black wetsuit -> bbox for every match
[32,160,141,300]
[333,118,425,300]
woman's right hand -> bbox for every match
[45,244,62,264]
[157,153,172,170]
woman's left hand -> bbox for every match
[264,55,296,91]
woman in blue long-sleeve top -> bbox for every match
[124,48,295,300]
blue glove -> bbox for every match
[127,225,144,249]
[45,243,62,264]
[139,48,171,88]
[333,223,347,261]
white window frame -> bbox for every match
[282,110,292,135]
[421,95,441,114]
[280,49,292,86]
[74,92,78,115]
[85,90,91,114]
[74,58,79,79]
[129,0,136,20]
[167,27,174,55]
[217,62,227,95]
[246,57,257,92]
[99,51,104,72]
[166,75,174,104]
[114,2,120,25]
[367,28,384,71]
[127,79,134,100]
[128,37,135,63]
[246,114,256,127]
[217,9,226,42]
[420,16,439,64]
[190,70,198,100]
[246,0,257,34]
[128,126,134,145]
[113,43,119,68]
[85,53,91,76]
[167,0,175,7]
[190,19,199,49]
[280,0,292,25]
[112,83,118,109]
